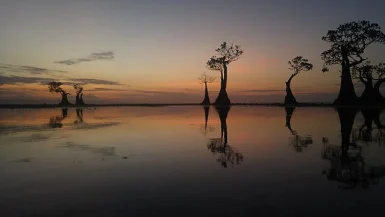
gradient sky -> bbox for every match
[0,0,385,104]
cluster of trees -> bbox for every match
[48,82,85,106]
[322,20,385,106]
[200,42,244,106]
[199,20,385,106]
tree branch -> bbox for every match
[349,54,367,67]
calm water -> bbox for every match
[1,106,385,217]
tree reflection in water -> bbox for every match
[207,106,243,168]
[74,109,84,125]
[48,108,68,128]
[321,108,385,189]
[352,109,385,145]
[200,106,215,136]
[285,107,313,152]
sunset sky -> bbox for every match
[1,0,385,104]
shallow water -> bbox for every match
[1,106,385,217]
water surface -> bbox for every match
[1,106,385,217]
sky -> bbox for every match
[0,0,385,104]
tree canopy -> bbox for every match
[352,61,385,83]
[321,20,385,71]
[206,42,244,77]
[73,84,84,94]
[48,81,66,94]
[198,72,215,84]
[288,56,313,76]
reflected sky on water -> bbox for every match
[1,106,385,217]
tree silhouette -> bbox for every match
[48,81,71,105]
[352,109,385,145]
[321,20,385,105]
[74,109,84,125]
[48,108,68,128]
[200,106,215,136]
[352,62,385,104]
[207,42,244,105]
[285,56,313,105]
[73,84,85,105]
[320,108,385,189]
[198,72,215,105]
[207,107,243,167]
[285,107,313,152]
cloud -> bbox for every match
[243,89,285,93]
[88,88,128,92]
[66,78,122,86]
[0,75,123,86]
[0,75,54,85]
[133,90,170,94]
[0,63,67,75]
[54,51,114,65]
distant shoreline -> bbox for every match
[1,103,385,109]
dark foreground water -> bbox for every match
[1,106,385,217]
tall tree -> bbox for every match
[207,42,244,105]
[198,72,215,105]
[73,84,85,105]
[352,62,385,104]
[285,56,313,105]
[48,81,71,105]
[321,21,385,105]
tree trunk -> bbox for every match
[75,93,80,105]
[284,75,298,105]
[359,77,376,105]
[201,82,211,105]
[334,51,358,106]
[80,93,85,105]
[214,64,231,105]
[374,80,385,104]
[59,93,71,105]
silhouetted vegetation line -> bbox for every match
[207,42,243,105]
[5,102,385,109]
[322,20,385,106]
[285,56,313,105]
